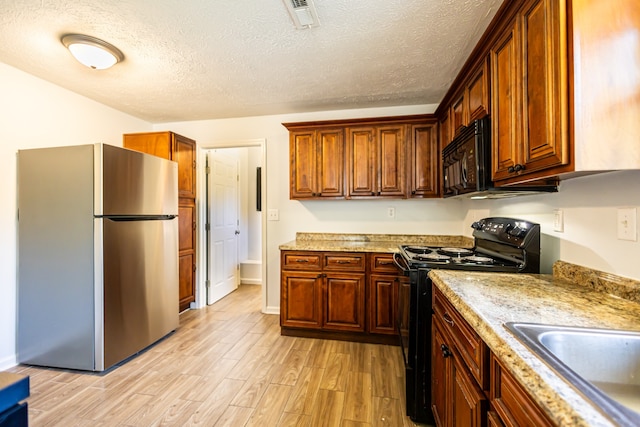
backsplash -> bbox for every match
[553,260,640,304]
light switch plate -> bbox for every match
[267,209,279,221]
[617,208,637,241]
[553,209,564,232]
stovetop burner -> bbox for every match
[404,246,436,254]
[459,255,494,265]
[415,252,451,261]
[439,247,474,257]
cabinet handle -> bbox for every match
[508,164,526,174]
[336,260,352,264]
[295,259,310,263]
[443,312,455,327]
[379,260,393,265]
[440,344,452,358]
[371,191,376,196]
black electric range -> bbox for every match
[393,217,541,423]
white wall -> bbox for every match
[463,170,640,278]
[0,62,152,369]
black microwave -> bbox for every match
[442,117,557,199]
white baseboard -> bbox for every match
[0,354,17,371]
[263,305,280,315]
[240,279,262,285]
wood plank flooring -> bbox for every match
[9,285,430,426]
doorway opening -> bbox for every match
[198,139,266,312]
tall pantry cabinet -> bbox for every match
[123,131,197,312]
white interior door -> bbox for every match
[207,150,239,305]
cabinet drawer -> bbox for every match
[433,286,489,389]
[323,252,366,271]
[369,253,400,274]
[281,251,322,270]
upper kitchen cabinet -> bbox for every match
[436,58,489,148]
[123,131,197,199]
[284,115,439,200]
[346,124,406,198]
[570,0,640,172]
[287,128,345,199]
[408,121,440,198]
[490,0,569,184]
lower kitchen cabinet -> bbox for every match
[432,291,488,427]
[432,284,556,427]
[324,272,366,332]
[280,250,401,342]
[281,270,323,329]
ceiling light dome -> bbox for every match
[61,34,124,70]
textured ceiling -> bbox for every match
[0,0,503,123]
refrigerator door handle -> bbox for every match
[98,215,178,221]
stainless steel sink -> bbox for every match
[505,322,640,427]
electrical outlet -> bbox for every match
[267,209,279,221]
[387,207,395,219]
[617,208,637,241]
[553,209,564,232]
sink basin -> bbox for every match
[505,322,640,427]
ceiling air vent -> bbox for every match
[283,0,320,29]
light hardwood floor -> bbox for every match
[9,285,430,426]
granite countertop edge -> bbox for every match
[429,269,640,427]
[278,232,474,253]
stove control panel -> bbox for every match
[471,217,540,247]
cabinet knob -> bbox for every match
[514,164,525,172]
[440,344,452,358]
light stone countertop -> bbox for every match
[429,268,640,427]
[279,232,474,253]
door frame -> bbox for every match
[196,139,267,313]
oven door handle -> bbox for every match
[393,252,411,275]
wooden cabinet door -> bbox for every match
[323,272,366,332]
[368,274,398,335]
[173,134,196,199]
[178,252,195,312]
[451,92,467,136]
[467,60,489,121]
[490,354,554,427]
[281,270,323,329]
[290,131,317,198]
[519,0,568,173]
[452,355,488,427]
[377,125,406,197]
[440,109,451,148]
[491,18,521,181]
[123,132,172,160]
[432,320,450,427]
[178,201,196,310]
[347,127,376,197]
[409,123,439,198]
[316,129,345,197]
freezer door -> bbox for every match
[96,144,178,216]
[99,216,179,370]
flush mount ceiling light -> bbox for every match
[61,34,124,70]
[283,0,320,29]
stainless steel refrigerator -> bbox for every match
[17,143,179,371]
